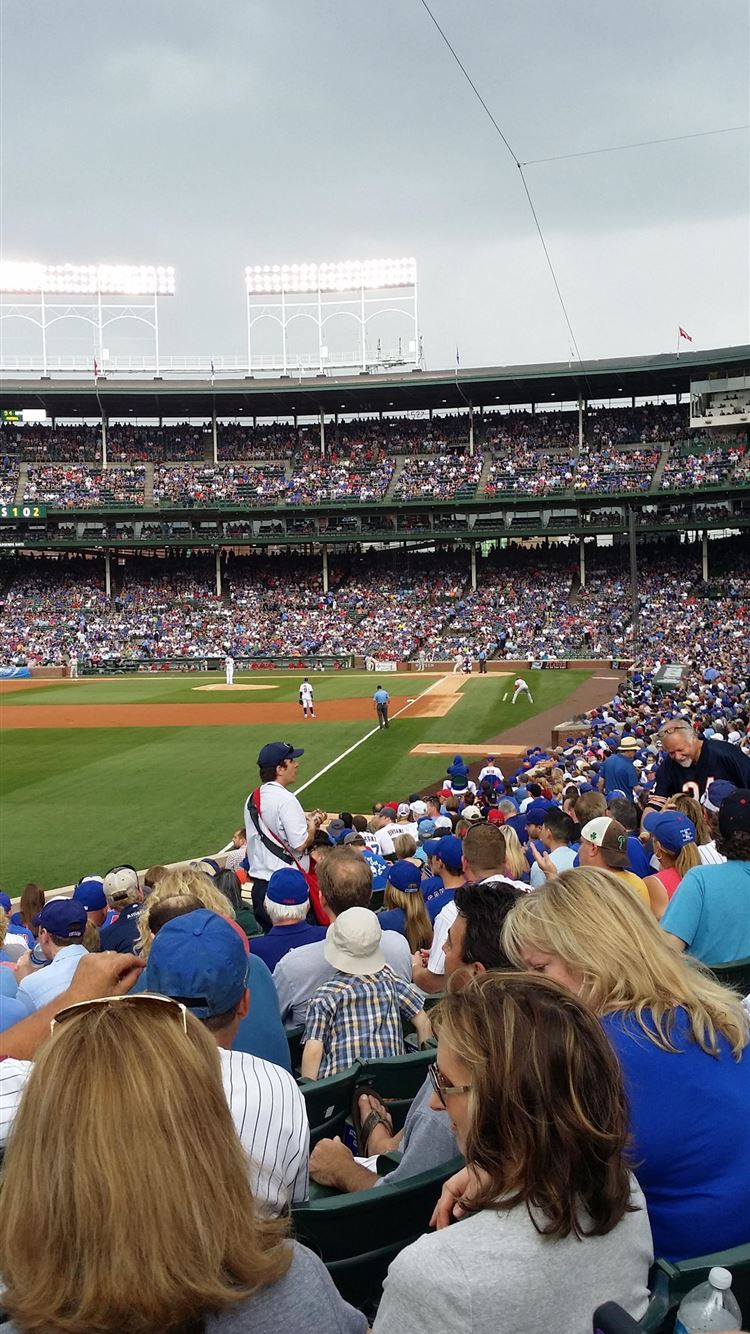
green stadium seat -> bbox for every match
[293,1155,464,1311]
[356,1046,436,1101]
[640,1241,750,1333]
[707,955,750,996]
[298,1063,361,1148]
[284,1023,305,1075]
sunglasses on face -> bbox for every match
[51,992,189,1038]
[428,1060,471,1107]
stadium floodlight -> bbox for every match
[244,257,417,295]
[0,261,175,296]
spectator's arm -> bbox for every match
[0,952,145,1061]
[412,1009,433,1045]
[309,1137,380,1192]
[301,1039,324,1080]
[411,955,445,993]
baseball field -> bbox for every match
[0,667,604,894]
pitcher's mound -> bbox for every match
[192,684,278,693]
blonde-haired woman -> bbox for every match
[641,810,702,915]
[380,862,433,953]
[135,866,235,961]
[0,996,366,1334]
[495,824,529,883]
[665,792,724,864]
[500,866,750,1263]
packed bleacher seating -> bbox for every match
[24,465,145,508]
[660,439,747,489]
[154,463,287,504]
[394,450,483,500]
[0,457,19,505]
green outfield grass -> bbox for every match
[0,670,589,893]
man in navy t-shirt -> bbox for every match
[649,719,750,810]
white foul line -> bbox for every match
[293,674,453,799]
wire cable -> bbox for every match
[522,124,750,167]
[417,0,585,365]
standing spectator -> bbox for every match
[301,908,431,1079]
[17,901,88,1010]
[251,869,326,973]
[660,789,750,962]
[245,741,320,933]
[373,685,390,729]
[601,736,640,801]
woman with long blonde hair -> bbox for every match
[500,866,750,1263]
[380,861,433,952]
[135,866,235,960]
[373,972,652,1334]
[0,996,365,1334]
[495,824,529,883]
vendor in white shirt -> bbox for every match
[17,900,89,1010]
[245,741,324,931]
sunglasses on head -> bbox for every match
[51,993,188,1038]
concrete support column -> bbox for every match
[216,550,222,596]
[579,536,586,588]
[702,530,709,583]
[322,546,329,594]
[212,411,218,465]
[470,542,477,591]
[469,408,475,459]
[104,552,111,599]
[319,409,325,457]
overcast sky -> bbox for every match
[2,0,748,374]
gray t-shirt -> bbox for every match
[373,1180,653,1334]
[274,930,412,1026]
[374,1074,458,1188]
[3,1243,366,1334]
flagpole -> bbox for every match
[676,326,680,359]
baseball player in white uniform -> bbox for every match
[299,677,315,719]
[511,676,533,704]
[68,650,78,679]
[224,654,235,686]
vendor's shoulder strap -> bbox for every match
[246,786,294,867]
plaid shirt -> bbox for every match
[304,966,424,1078]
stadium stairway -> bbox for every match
[13,463,28,506]
[476,451,494,495]
[143,463,155,504]
[383,456,407,500]
[649,443,672,492]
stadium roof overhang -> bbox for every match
[1,345,748,418]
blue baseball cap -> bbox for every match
[257,741,304,769]
[525,800,552,825]
[0,892,11,912]
[417,817,436,838]
[422,835,464,873]
[72,876,107,912]
[648,812,697,853]
[387,861,423,893]
[145,909,248,1020]
[33,900,87,940]
[266,868,309,906]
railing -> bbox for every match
[0,352,416,379]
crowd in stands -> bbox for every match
[2,538,749,668]
[395,449,483,500]
[24,465,145,508]
[1,407,748,507]
[0,457,19,505]
[0,623,748,1329]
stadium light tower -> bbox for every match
[243,257,419,376]
[0,262,175,377]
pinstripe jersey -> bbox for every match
[0,1049,309,1218]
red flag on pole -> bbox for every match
[678,327,693,342]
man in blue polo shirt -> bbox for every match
[373,686,390,729]
[250,868,326,973]
[17,900,88,1010]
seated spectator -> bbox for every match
[501,866,750,1261]
[251,869,326,972]
[273,848,411,1026]
[529,808,577,888]
[378,862,433,952]
[100,865,145,953]
[641,812,700,915]
[309,879,521,1194]
[301,908,431,1079]
[420,833,466,922]
[213,867,262,938]
[606,797,654,879]
[660,788,750,962]
[16,900,88,1010]
[687,782,733,863]
[143,907,309,1214]
[374,973,652,1333]
[72,875,115,929]
[0,988,365,1334]
[578,816,653,910]
[9,883,45,948]
[134,870,291,1070]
